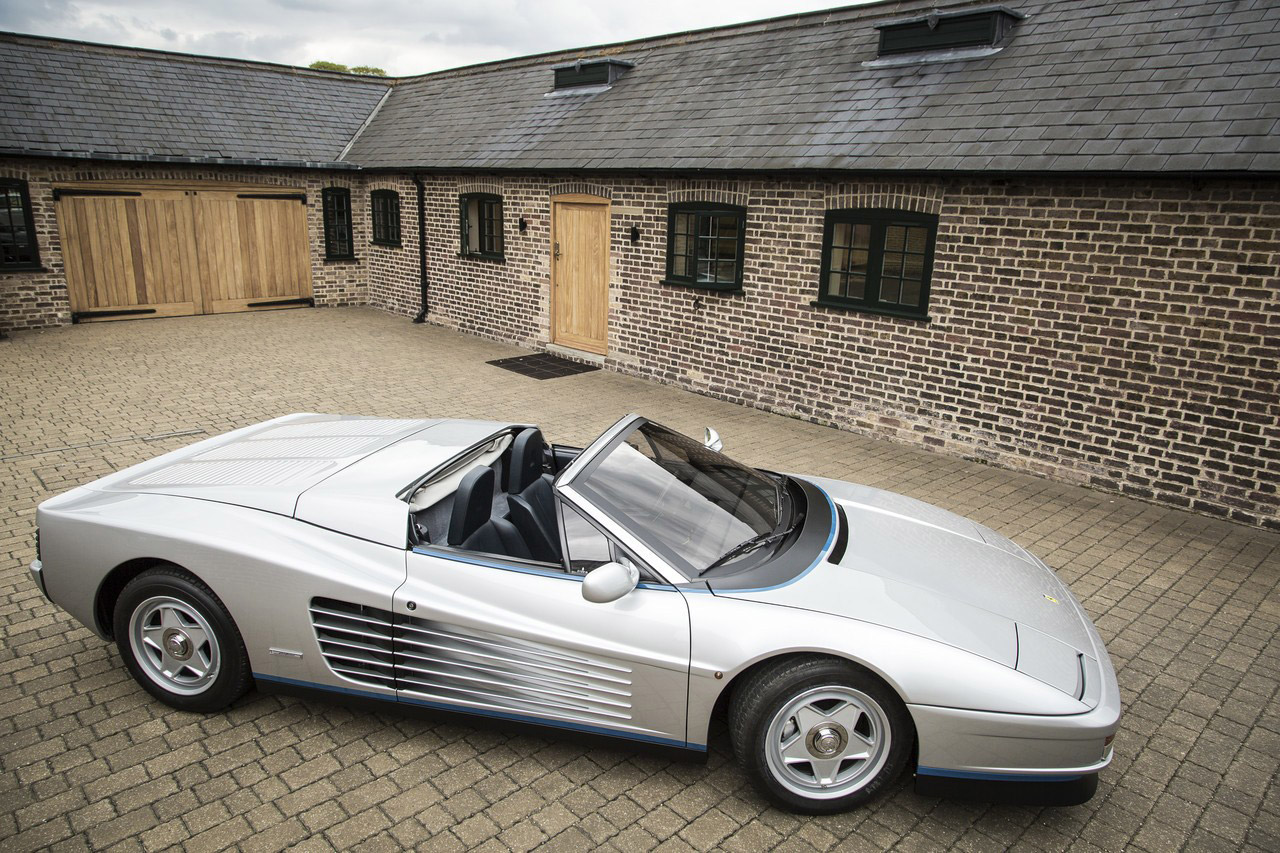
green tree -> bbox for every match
[309,61,388,76]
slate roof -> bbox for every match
[345,0,1280,173]
[1,0,1277,174]
[0,33,390,167]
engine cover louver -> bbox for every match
[309,598,634,725]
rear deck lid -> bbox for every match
[88,413,439,515]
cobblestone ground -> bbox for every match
[1,308,1277,852]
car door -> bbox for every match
[396,544,692,748]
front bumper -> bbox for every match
[30,559,49,600]
[909,698,1118,781]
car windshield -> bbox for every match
[579,421,782,574]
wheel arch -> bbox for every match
[95,557,189,639]
[710,650,915,738]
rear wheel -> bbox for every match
[113,566,251,712]
[730,657,912,814]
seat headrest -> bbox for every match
[448,465,496,546]
[510,428,548,493]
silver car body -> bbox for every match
[33,413,1120,784]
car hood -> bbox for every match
[715,477,1103,700]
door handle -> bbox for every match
[554,242,561,261]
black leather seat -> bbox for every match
[447,466,531,559]
[507,428,561,562]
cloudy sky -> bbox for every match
[0,0,877,76]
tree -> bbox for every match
[308,61,388,76]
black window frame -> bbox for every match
[0,178,41,271]
[321,186,356,261]
[370,189,401,247]
[814,208,937,321]
[662,202,747,293]
[458,193,504,260]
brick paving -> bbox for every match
[1,307,1277,852]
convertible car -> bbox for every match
[31,413,1119,813]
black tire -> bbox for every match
[729,656,912,814]
[112,565,251,713]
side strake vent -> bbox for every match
[309,599,635,725]
[310,598,395,688]
[875,5,1024,57]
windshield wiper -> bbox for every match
[700,525,796,574]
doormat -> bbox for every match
[486,353,601,380]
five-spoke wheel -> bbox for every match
[129,595,221,695]
[731,657,911,813]
[113,566,250,712]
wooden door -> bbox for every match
[55,184,312,322]
[551,195,610,355]
[57,190,202,320]
[194,192,312,314]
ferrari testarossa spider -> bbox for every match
[32,413,1119,813]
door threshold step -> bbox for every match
[545,344,605,365]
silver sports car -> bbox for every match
[31,413,1120,813]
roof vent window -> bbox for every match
[551,58,634,91]
[875,5,1024,57]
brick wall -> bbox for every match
[4,158,1275,528]
[0,158,369,332]
[371,172,1280,530]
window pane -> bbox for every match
[831,245,849,274]
[715,215,738,240]
[715,237,737,260]
[850,249,868,277]
[885,225,906,252]
[827,270,845,298]
[880,276,901,304]
[696,259,711,281]
[882,254,903,280]
[562,504,612,573]
[673,231,688,260]
[464,199,480,252]
[852,223,872,250]
[680,251,695,280]
[716,260,735,283]
[833,222,852,249]
[903,252,925,282]
[900,278,921,307]
[846,275,866,300]
[676,213,694,238]
[905,226,928,253]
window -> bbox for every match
[816,209,937,319]
[321,187,354,260]
[560,503,613,573]
[0,179,40,271]
[664,203,746,292]
[459,193,504,259]
[370,189,400,246]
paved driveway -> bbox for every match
[1,308,1277,852]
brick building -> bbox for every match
[1,0,1277,528]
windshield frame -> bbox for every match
[557,415,796,581]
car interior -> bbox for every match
[409,427,582,567]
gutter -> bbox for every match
[412,174,429,324]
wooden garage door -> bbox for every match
[56,185,312,322]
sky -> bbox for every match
[0,0,881,76]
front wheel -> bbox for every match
[113,566,251,712]
[729,657,912,814]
